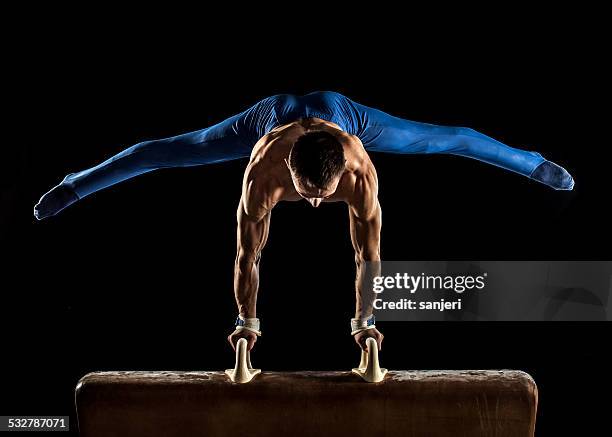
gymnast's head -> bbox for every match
[285,131,346,208]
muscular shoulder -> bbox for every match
[344,154,379,220]
[250,124,303,162]
[240,160,285,220]
[349,168,379,220]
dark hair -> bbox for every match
[288,131,345,189]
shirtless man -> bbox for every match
[228,119,383,352]
[34,91,574,353]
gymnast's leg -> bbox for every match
[33,106,269,220]
[345,98,574,190]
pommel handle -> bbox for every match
[352,337,387,383]
[225,338,261,383]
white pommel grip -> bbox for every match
[225,338,261,383]
[352,337,388,383]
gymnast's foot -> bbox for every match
[531,161,575,190]
[34,183,79,220]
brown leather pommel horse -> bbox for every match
[76,342,537,436]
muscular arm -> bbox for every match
[228,195,271,350]
[349,193,381,318]
[234,197,271,318]
[347,166,384,350]
[350,202,381,318]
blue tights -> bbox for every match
[34,91,573,219]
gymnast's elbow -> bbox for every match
[236,249,261,270]
[355,250,381,264]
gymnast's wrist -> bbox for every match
[235,314,261,336]
[351,314,376,335]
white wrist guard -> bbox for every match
[235,315,261,336]
[351,314,376,335]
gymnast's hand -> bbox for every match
[354,328,384,352]
[228,329,258,352]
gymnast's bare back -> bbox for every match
[228,118,384,352]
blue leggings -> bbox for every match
[59,91,571,200]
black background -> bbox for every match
[2,7,610,436]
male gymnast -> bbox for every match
[34,91,574,352]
